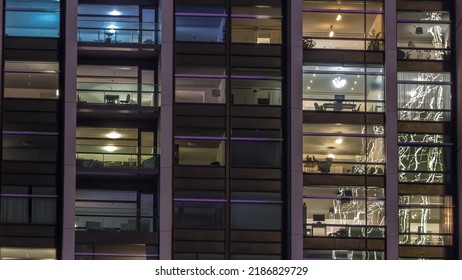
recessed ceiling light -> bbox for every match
[327,153,335,159]
[335,138,343,144]
[336,14,342,21]
[109,10,121,16]
[307,86,311,90]
[106,131,121,139]
[103,145,118,152]
[351,87,354,90]
[310,80,313,83]
[313,74,316,77]
[354,81,357,84]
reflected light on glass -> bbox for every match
[332,77,346,88]
[109,10,121,16]
[103,145,118,152]
[106,131,121,139]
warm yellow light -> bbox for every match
[327,153,335,159]
[335,138,343,144]
[329,30,334,37]
[103,145,118,152]
[106,131,121,139]
[336,14,342,21]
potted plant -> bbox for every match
[367,30,383,51]
[303,37,316,49]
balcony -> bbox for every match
[76,145,159,172]
[75,207,156,233]
[78,20,160,46]
[77,83,160,108]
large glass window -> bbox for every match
[78,5,158,44]
[399,195,453,246]
[303,64,385,112]
[397,11,450,60]
[4,61,59,100]
[77,65,159,107]
[303,0,384,50]
[76,127,157,169]
[397,72,451,122]
[5,0,60,38]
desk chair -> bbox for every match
[333,102,343,111]
[314,102,325,111]
[352,104,361,112]
[119,94,131,104]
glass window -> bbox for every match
[4,61,59,100]
[397,11,450,61]
[303,64,385,112]
[397,72,451,122]
[231,203,281,229]
[174,202,225,229]
[175,140,225,166]
[5,0,60,38]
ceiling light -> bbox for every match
[329,25,334,37]
[351,87,354,90]
[255,5,271,8]
[354,81,357,84]
[332,77,347,88]
[310,80,313,83]
[106,131,121,139]
[335,138,343,144]
[336,14,342,21]
[103,145,118,152]
[313,74,316,77]
[56,89,59,96]
[109,10,121,16]
[408,90,417,97]
[327,153,335,159]
[307,86,311,90]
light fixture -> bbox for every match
[109,10,121,16]
[310,80,313,83]
[354,81,358,84]
[329,25,334,37]
[332,77,347,88]
[103,145,118,152]
[313,74,316,77]
[56,89,59,96]
[336,14,342,21]
[107,24,117,33]
[255,5,271,8]
[307,86,311,90]
[327,147,335,159]
[335,138,343,144]
[351,87,354,91]
[106,131,121,139]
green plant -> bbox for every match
[367,30,383,51]
[303,38,316,49]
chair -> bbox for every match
[119,94,131,104]
[353,103,361,112]
[333,102,343,111]
[314,103,324,111]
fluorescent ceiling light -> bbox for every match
[103,145,118,152]
[106,131,121,139]
[109,10,121,16]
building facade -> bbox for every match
[0,0,460,260]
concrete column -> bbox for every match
[384,0,399,260]
[288,0,304,260]
[61,0,78,259]
[159,0,174,260]
[455,0,462,260]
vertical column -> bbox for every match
[384,0,399,260]
[159,0,174,260]
[288,0,303,260]
[61,0,78,260]
[455,0,462,260]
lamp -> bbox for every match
[329,25,334,37]
[336,14,342,21]
[327,147,335,159]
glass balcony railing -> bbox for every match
[75,207,156,232]
[77,83,160,107]
[303,161,385,175]
[76,145,159,169]
[304,224,385,238]
[303,98,384,112]
[397,48,451,61]
[77,20,160,44]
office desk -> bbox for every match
[105,95,119,104]
[323,102,356,111]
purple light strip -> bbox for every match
[303,195,385,200]
[174,136,227,141]
[174,198,282,204]
[175,12,226,17]
[230,137,282,142]
[2,131,58,136]
[175,74,226,79]
[75,253,159,257]
[303,9,384,14]
[0,194,58,198]
[231,14,282,19]
[230,75,282,80]
[174,198,227,203]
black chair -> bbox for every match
[314,102,324,111]
[119,94,131,104]
[352,103,361,112]
[333,102,343,111]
